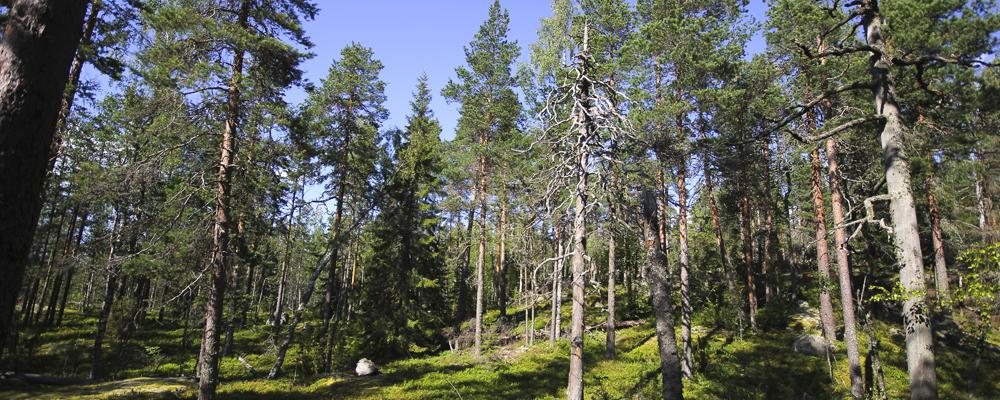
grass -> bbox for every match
[1,296,998,399]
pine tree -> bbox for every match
[141,0,315,397]
[300,42,387,371]
[766,0,999,397]
[442,0,522,357]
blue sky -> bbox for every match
[287,0,768,141]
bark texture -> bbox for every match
[862,2,937,397]
[640,189,683,400]
[826,138,864,398]
[566,119,588,400]
[809,147,838,345]
[676,163,693,378]
[0,0,89,354]
[197,2,249,397]
[925,165,948,302]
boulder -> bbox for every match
[355,358,378,376]
[793,334,830,357]
[789,302,822,332]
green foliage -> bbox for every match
[955,242,1000,324]
[352,75,448,360]
[441,0,523,167]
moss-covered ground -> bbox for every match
[1,296,997,399]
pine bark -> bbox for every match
[826,138,864,398]
[761,142,777,303]
[197,1,249,397]
[455,203,475,325]
[739,189,758,332]
[640,189,684,400]
[657,169,669,252]
[321,185,347,370]
[566,39,594,397]
[321,111,353,369]
[809,147,837,345]
[925,164,948,302]
[48,0,101,171]
[473,155,487,357]
[473,128,488,357]
[498,203,508,320]
[677,163,693,378]
[0,0,89,351]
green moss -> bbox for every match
[2,304,997,399]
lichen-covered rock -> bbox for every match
[355,358,378,376]
[793,334,830,357]
[789,302,821,332]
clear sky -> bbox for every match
[287,0,768,141]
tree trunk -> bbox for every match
[676,163,693,378]
[703,153,745,334]
[826,138,864,398]
[925,163,948,302]
[49,0,100,171]
[657,169,669,252]
[271,179,299,330]
[197,2,248,397]
[455,203,475,325]
[89,271,117,379]
[82,270,95,312]
[321,175,348,371]
[975,171,988,232]
[739,189,758,332]
[57,211,88,326]
[566,137,588,400]
[761,141,777,303]
[268,250,334,379]
[640,189,684,400]
[22,202,59,328]
[551,217,563,344]
[20,278,39,329]
[35,204,69,325]
[0,0,88,351]
[44,207,79,326]
[473,155,487,357]
[42,272,63,326]
[809,147,837,345]
[606,177,617,358]
[90,210,120,380]
[863,3,937,397]
[784,169,799,297]
[565,42,594,396]
[498,203,508,320]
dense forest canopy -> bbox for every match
[1,0,999,399]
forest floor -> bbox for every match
[1,295,998,399]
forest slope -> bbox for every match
[2,295,998,399]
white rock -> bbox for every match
[355,358,378,376]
